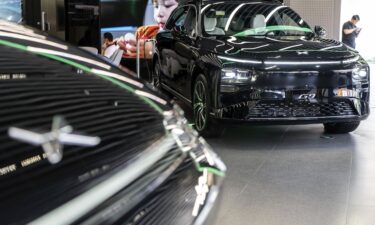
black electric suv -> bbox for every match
[153,0,370,137]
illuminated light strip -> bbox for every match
[90,72,164,114]
[342,56,360,64]
[0,23,47,40]
[30,136,176,225]
[265,6,287,23]
[28,47,111,70]
[278,44,303,51]
[91,69,144,88]
[218,56,262,64]
[139,95,165,114]
[93,71,164,114]
[0,39,166,114]
[264,60,341,65]
[38,52,93,72]
[0,38,26,51]
[134,90,167,105]
[0,26,47,40]
[0,31,68,50]
[225,3,246,31]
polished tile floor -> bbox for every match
[205,64,375,225]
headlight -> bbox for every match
[221,68,257,84]
[352,67,369,81]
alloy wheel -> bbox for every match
[193,80,207,131]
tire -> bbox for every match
[324,121,360,134]
[153,59,173,98]
[193,74,224,138]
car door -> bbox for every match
[174,5,198,100]
[157,6,189,95]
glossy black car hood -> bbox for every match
[202,36,358,61]
[0,21,227,225]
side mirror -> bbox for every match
[314,25,327,38]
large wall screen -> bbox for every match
[100,0,148,28]
[0,0,22,23]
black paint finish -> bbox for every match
[154,0,370,127]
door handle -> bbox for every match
[41,11,50,31]
[41,11,46,31]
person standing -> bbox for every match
[101,32,118,58]
[342,15,362,49]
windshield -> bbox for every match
[202,3,313,37]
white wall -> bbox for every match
[143,0,154,25]
[285,0,374,60]
[341,0,375,60]
[284,0,341,40]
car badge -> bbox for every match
[297,51,309,55]
[8,115,101,164]
[298,93,316,100]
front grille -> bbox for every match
[122,158,200,225]
[75,153,201,225]
[70,143,200,225]
[249,100,357,118]
[223,100,357,119]
[0,71,166,223]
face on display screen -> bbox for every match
[100,0,180,57]
[101,0,178,29]
[153,0,178,29]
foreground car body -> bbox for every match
[154,0,370,136]
[0,20,225,224]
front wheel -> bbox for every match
[193,74,224,138]
[324,121,360,134]
[152,59,173,98]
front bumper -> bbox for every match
[215,69,370,124]
[215,98,369,125]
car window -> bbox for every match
[202,3,313,37]
[184,6,197,37]
[165,7,189,30]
